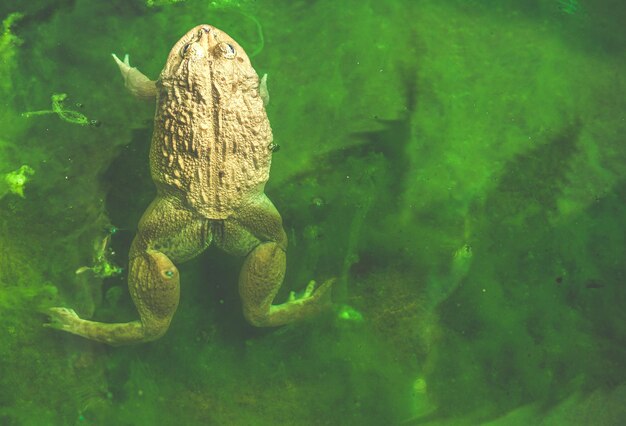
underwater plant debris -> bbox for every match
[22,93,94,126]
[75,233,123,278]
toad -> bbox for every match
[46,25,333,345]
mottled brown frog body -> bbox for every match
[46,25,333,345]
[154,26,272,218]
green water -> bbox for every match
[1,0,625,424]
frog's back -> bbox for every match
[149,25,273,220]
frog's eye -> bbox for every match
[163,270,175,279]
[180,43,192,58]
[218,42,237,59]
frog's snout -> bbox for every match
[196,27,211,42]
[195,25,217,42]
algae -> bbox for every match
[558,0,580,15]
[0,164,34,198]
[0,12,23,94]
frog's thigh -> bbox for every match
[213,217,259,257]
[134,195,212,263]
[235,193,287,248]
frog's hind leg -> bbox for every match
[47,248,182,345]
[215,193,334,327]
[112,53,157,100]
[239,243,334,327]
[46,196,211,345]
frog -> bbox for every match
[45,24,334,345]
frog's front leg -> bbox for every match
[111,53,157,99]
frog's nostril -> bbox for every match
[197,26,212,41]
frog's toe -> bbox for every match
[289,279,334,302]
[304,280,316,298]
[111,53,131,71]
[44,307,80,331]
[311,277,334,304]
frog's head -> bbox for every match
[160,24,259,100]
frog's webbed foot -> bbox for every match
[277,278,334,319]
[287,280,333,303]
[45,307,81,332]
[44,250,180,346]
[111,53,157,100]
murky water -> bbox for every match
[1,0,625,424]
